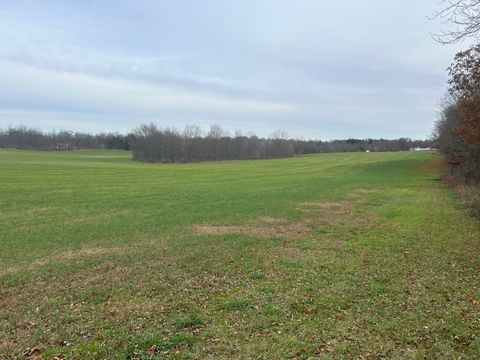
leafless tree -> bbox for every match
[431,0,480,43]
[130,123,432,163]
[0,126,132,150]
[0,124,433,161]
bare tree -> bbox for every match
[0,124,433,161]
[0,126,132,150]
[183,124,202,138]
[431,0,480,43]
[129,123,432,163]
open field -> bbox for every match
[1,150,479,359]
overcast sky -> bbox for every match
[0,1,472,139]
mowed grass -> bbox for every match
[1,149,479,359]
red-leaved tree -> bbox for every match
[447,44,480,182]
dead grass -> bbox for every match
[455,183,480,216]
[297,201,355,216]
[444,175,480,216]
[195,222,310,239]
[298,201,352,210]
[196,191,377,239]
[417,157,446,174]
[297,198,357,224]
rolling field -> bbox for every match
[1,149,479,359]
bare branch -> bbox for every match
[430,0,480,43]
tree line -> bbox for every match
[434,44,480,185]
[0,126,131,150]
[0,124,432,162]
[131,123,432,162]
[432,0,480,213]
[432,0,480,184]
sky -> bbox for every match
[0,0,472,139]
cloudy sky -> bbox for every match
[0,1,471,139]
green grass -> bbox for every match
[1,149,479,358]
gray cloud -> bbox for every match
[0,0,471,139]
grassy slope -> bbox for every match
[0,150,479,358]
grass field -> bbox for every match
[1,149,479,359]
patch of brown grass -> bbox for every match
[298,201,354,213]
[451,181,480,216]
[195,221,309,239]
[196,190,378,239]
[0,340,16,356]
[299,201,351,209]
[296,200,358,225]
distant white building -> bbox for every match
[410,147,434,151]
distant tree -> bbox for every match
[398,138,411,151]
[0,126,132,150]
[207,124,225,139]
[183,124,203,138]
[0,124,432,161]
[128,123,431,163]
[105,133,130,150]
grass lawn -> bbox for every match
[1,149,479,359]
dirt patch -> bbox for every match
[195,221,309,239]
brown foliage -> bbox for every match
[457,97,480,146]
[439,44,480,185]
[448,44,480,147]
